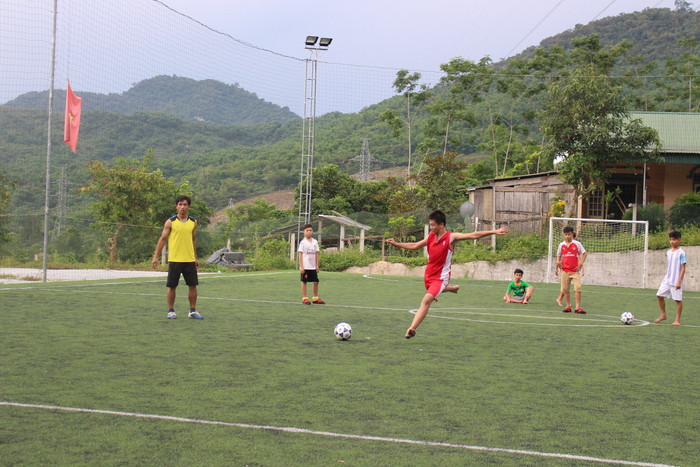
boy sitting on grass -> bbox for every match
[503,268,533,304]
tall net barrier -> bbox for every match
[0,0,444,277]
[547,217,649,288]
[1,0,444,115]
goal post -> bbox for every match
[547,217,649,288]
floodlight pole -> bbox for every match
[297,37,331,258]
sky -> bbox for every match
[0,0,694,114]
[160,0,683,71]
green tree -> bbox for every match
[378,70,431,180]
[380,177,424,214]
[82,152,210,262]
[419,58,482,158]
[669,192,700,228]
[298,164,389,215]
[0,166,17,244]
[661,38,700,111]
[675,0,693,12]
[413,151,468,212]
[540,37,662,213]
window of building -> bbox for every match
[588,188,604,218]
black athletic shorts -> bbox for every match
[300,269,319,283]
[167,262,199,288]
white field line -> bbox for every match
[361,274,700,300]
[3,283,698,327]
[0,402,678,467]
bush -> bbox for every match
[321,247,382,272]
[495,234,549,261]
[649,224,700,249]
[622,202,666,232]
[669,192,700,229]
[252,238,295,271]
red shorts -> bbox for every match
[424,277,449,298]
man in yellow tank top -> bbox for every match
[152,195,203,319]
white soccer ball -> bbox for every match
[620,312,634,325]
[334,322,352,340]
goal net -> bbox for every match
[547,217,649,288]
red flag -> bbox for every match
[64,80,82,153]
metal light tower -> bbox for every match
[297,36,332,242]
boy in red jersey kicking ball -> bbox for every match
[555,226,587,314]
[386,210,509,339]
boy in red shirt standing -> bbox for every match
[555,226,587,313]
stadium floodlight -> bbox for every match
[298,34,333,259]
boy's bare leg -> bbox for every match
[445,284,460,293]
[188,285,197,309]
[406,293,434,338]
[301,282,308,298]
[575,291,582,310]
[563,291,571,308]
[167,287,176,309]
[313,282,319,297]
[556,294,563,307]
[672,300,682,326]
[654,296,667,323]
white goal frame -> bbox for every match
[546,217,649,288]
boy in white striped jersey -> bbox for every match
[655,230,686,326]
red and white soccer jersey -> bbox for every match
[425,231,453,281]
[557,240,586,273]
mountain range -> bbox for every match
[0,6,698,212]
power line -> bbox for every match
[591,0,619,21]
[506,0,567,57]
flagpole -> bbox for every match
[43,0,58,283]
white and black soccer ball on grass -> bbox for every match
[334,322,352,340]
[620,312,635,325]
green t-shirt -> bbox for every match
[507,280,530,297]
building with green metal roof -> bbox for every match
[466,112,700,229]
[626,112,700,211]
[629,111,700,161]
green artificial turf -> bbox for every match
[1,271,697,466]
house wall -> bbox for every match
[469,174,575,235]
[645,163,666,205]
[663,163,695,208]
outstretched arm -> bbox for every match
[450,227,509,245]
[386,237,428,251]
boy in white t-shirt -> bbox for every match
[655,230,686,326]
[298,223,325,305]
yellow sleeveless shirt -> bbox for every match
[168,215,196,262]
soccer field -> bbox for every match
[1,271,697,466]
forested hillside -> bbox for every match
[0,7,698,215]
[516,7,699,64]
[4,75,299,125]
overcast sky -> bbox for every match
[161,0,683,70]
[1,0,694,114]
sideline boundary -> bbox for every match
[0,402,678,467]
